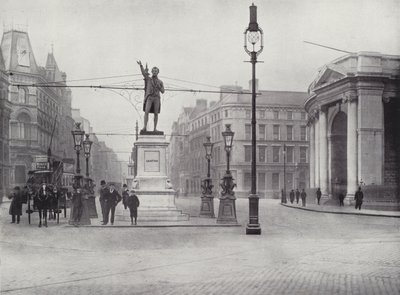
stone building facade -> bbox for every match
[305,52,400,202]
[0,49,11,198]
[0,28,76,188]
[169,86,309,198]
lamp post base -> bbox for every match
[199,195,215,218]
[246,194,261,235]
[246,224,261,235]
[217,197,237,224]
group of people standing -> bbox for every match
[98,181,140,225]
[287,188,307,207]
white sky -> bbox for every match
[1,0,399,161]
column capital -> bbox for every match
[342,93,358,104]
[382,91,397,103]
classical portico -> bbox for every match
[305,52,400,202]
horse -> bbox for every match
[33,184,53,227]
[47,187,60,221]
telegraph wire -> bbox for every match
[11,83,255,95]
[303,41,354,54]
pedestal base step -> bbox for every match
[115,208,189,222]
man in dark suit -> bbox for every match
[126,190,140,225]
[102,183,121,225]
[98,180,108,224]
[354,187,364,210]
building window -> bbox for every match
[286,173,294,189]
[245,146,251,162]
[301,112,306,120]
[225,110,229,117]
[258,172,266,191]
[259,124,265,140]
[11,113,31,140]
[287,125,293,141]
[287,111,292,120]
[18,88,27,104]
[300,126,307,141]
[273,146,280,163]
[300,147,308,163]
[259,146,266,162]
[273,125,280,140]
[259,110,265,119]
[273,111,279,119]
[246,110,251,118]
[286,146,294,163]
[272,173,280,190]
[245,124,251,140]
[244,172,251,190]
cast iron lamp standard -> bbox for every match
[244,3,263,235]
[83,134,93,178]
[217,124,237,224]
[200,136,215,218]
[71,122,85,187]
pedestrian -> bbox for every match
[301,189,307,207]
[295,188,300,204]
[289,189,295,204]
[103,183,122,225]
[281,189,287,204]
[354,186,363,210]
[338,193,345,206]
[316,187,322,205]
[8,186,23,224]
[70,188,83,226]
[98,180,108,224]
[126,190,140,225]
[122,184,129,210]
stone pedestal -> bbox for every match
[117,134,188,222]
[199,195,215,218]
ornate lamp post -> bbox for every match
[83,134,93,178]
[200,136,215,217]
[71,122,85,186]
[217,124,237,224]
[244,3,263,234]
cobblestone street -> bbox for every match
[1,198,399,294]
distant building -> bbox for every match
[169,84,309,198]
[305,52,400,202]
[0,27,75,187]
[0,47,11,198]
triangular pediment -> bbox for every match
[309,64,347,92]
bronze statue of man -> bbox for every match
[137,61,165,132]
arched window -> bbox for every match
[11,113,31,139]
[18,88,27,104]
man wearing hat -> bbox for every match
[103,183,122,225]
[126,190,140,225]
[98,180,108,224]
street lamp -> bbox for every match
[217,124,237,224]
[71,122,85,176]
[244,3,263,235]
[200,136,215,218]
[83,134,93,178]
[282,143,287,203]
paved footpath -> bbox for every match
[281,201,400,218]
[1,198,399,294]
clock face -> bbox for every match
[16,37,30,67]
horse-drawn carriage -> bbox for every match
[25,157,73,227]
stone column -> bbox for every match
[346,94,358,200]
[319,107,328,196]
[309,122,315,187]
[314,113,320,188]
[357,87,384,186]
